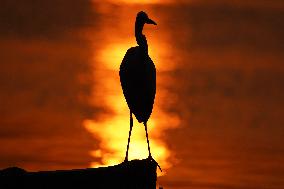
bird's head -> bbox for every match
[136,11,157,26]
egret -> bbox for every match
[119,11,158,164]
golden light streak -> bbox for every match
[98,42,176,72]
[83,40,180,173]
[83,8,180,175]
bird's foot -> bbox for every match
[147,155,162,172]
[123,156,129,163]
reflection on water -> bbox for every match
[84,2,284,189]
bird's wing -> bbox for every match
[119,47,140,114]
[119,47,156,123]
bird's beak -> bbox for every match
[146,18,157,25]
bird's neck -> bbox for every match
[135,20,148,51]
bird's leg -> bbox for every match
[144,122,162,172]
[124,111,133,162]
[144,122,152,158]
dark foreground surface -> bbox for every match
[0,159,157,189]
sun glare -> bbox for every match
[83,34,181,174]
[83,9,180,175]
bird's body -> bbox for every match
[119,11,158,165]
[120,46,156,123]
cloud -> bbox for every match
[0,0,103,170]
[0,0,95,38]
[157,3,284,52]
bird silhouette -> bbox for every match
[119,11,159,166]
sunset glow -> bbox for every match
[84,37,180,173]
[2,1,283,189]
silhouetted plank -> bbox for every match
[0,159,157,189]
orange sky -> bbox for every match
[0,1,284,188]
